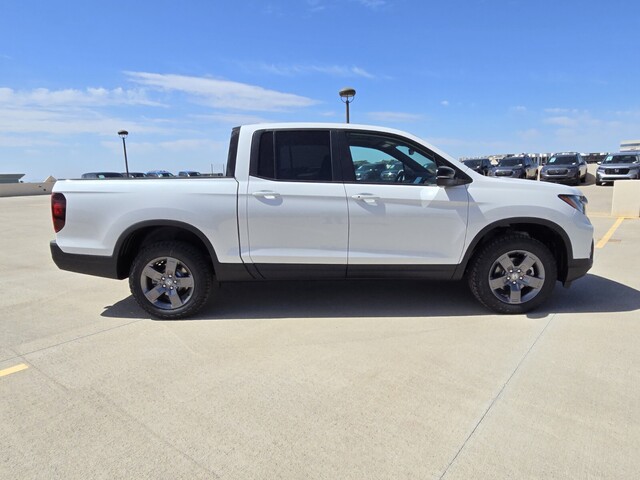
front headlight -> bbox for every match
[558,194,588,215]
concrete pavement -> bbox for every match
[1,183,638,479]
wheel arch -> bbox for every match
[113,220,220,279]
[455,218,573,283]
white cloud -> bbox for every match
[355,0,387,8]
[544,116,578,127]
[190,113,270,125]
[125,71,318,111]
[306,0,327,11]
[441,100,449,107]
[510,105,527,113]
[0,106,165,136]
[254,63,375,79]
[0,87,161,107]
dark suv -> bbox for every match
[540,153,587,185]
[462,158,492,175]
[488,156,537,179]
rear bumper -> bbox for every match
[50,241,121,279]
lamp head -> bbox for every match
[339,87,356,103]
[118,130,129,138]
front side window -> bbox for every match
[346,132,438,185]
[256,130,332,182]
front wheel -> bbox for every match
[468,234,557,314]
[129,241,215,319]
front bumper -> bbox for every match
[563,241,594,287]
[596,169,639,182]
[540,171,579,184]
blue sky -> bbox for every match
[1,0,639,181]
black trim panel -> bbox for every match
[50,241,119,279]
[347,265,457,280]
[251,264,458,281]
[253,264,347,280]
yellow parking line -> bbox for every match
[0,363,29,378]
[596,217,624,249]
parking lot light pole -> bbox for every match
[339,87,356,123]
[118,130,129,177]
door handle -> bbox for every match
[351,194,379,204]
[252,191,281,200]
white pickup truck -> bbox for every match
[51,123,594,319]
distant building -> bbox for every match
[0,174,25,184]
[620,140,640,152]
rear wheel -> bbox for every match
[129,241,214,319]
[468,234,557,314]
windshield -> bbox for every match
[603,155,638,164]
[498,157,524,167]
[548,155,578,166]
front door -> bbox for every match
[340,131,469,277]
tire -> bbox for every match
[129,241,215,320]
[468,234,557,314]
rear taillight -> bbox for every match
[51,193,66,232]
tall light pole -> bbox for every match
[339,87,356,123]
[118,130,129,177]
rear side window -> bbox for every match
[256,130,332,182]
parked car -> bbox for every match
[122,172,147,178]
[178,171,202,177]
[51,122,594,319]
[462,158,492,176]
[595,152,640,185]
[380,162,405,182]
[540,153,587,185]
[146,170,175,178]
[488,156,537,179]
[81,172,124,179]
[355,163,387,181]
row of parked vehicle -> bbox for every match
[80,170,203,179]
[463,151,640,186]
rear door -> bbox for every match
[244,129,349,278]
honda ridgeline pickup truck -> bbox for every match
[50,123,594,319]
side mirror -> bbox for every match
[437,166,468,187]
[597,161,602,165]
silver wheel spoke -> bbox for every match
[519,254,537,273]
[142,266,163,283]
[145,285,165,303]
[489,276,508,290]
[165,258,178,277]
[167,289,183,308]
[508,284,522,303]
[177,276,194,289]
[496,254,515,273]
[522,274,544,290]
